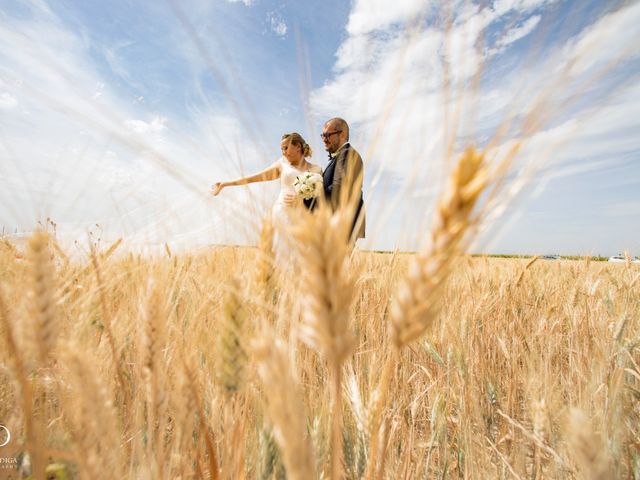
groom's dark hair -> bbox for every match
[326,117,349,140]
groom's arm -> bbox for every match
[334,149,363,209]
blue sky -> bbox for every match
[0,0,638,256]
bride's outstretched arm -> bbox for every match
[211,161,281,196]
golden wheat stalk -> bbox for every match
[292,206,357,364]
[28,231,59,366]
[21,231,60,478]
[516,255,539,287]
[254,215,276,298]
[531,398,549,477]
[60,347,124,479]
[215,276,248,395]
[89,246,127,388]
[567,408,613,480]
[50,237,70,267]
[140,279,168,478]
[291,205,358,480]
[101,237,123,261]
[252,330,317,480]
[366,148,490,479]
[166,351,201,479]
[183,353,220,480]
[0,283,28,395]
[0,283,44,478]
[390,148,488,348]
[363,348,397,479]
[0,237,18,257]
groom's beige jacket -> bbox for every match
[324,143,365,240]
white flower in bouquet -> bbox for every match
[293,171,323,200]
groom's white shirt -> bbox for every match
[329,142,349,159]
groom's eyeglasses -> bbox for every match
[321,130,342,140]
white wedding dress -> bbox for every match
[271,157,322,267]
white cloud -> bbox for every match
[124,115,168,135]
[0,4,266,247]
[492,0,555,17]
[524,80,640,173]
[226,0,255,5]
[310,1,639,250]
[564,2,640,77]
[267,11,287,38]
[346,0,430,35]
[313,2,639,156]
[491,14,541,53]
[102,43,140,87]
[0,92,18,109]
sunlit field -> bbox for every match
[1,231,638,479]
[1,1,640,479]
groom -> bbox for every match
[321,117,365,241]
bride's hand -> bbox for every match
[283,192,297,206]
[211,182,224,196]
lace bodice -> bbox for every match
[275,157,322,206]
[271,157,322,268]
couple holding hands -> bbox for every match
[212,117,365,256]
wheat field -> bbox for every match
[1,211,638,479]
[1,1,639,478]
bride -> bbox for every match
[211,132,322,263]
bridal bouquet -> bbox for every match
[293,171,323,200]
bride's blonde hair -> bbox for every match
[282,132,313,158]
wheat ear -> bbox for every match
[293,206,356,364]
[140,280,168,478]
[366,148,489,479]
[1,237,18,257]
[363,349,397,479]
[89,246,128,401]
[515,255,539,287]
[253,331,317,480]
[0,283,41,477]
[567,408,613,480]
[391,147,488,347]
[61,348,124,479]
[23,231,59,478]
[292,205,358,480]
[101,237,123,261]
[254,215,276,299]
[183,354,220,480]
[28,231,59,366]
[215,276,248,395]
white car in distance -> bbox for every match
[608,255,640,263]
